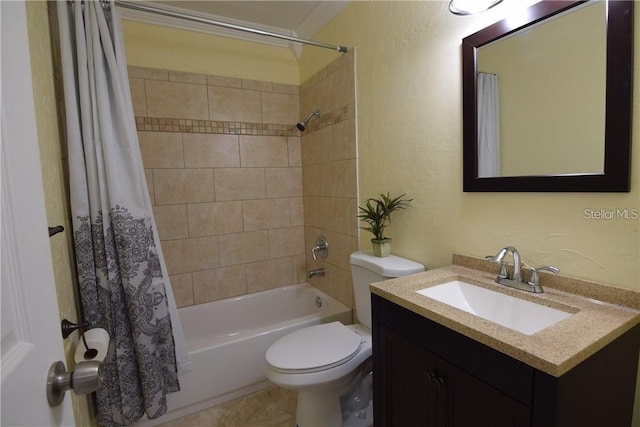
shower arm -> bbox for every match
[114,1,348,53]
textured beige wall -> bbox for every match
[301,1,639,291]
[25,2,95,426]
[122,21,300,85]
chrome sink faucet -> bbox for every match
[486,246,559,293]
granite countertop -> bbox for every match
[369,254,640,377]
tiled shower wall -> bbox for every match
[301,50,358,311]
[127,50,357,311]
[129,66,306,307]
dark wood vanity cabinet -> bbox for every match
[372,295,640,427]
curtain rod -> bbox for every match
[113,1,348,53]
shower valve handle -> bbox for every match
[311,236,328,261]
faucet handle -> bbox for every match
[485,255,509,279]
[311,236,328,261]
[528,265,559,286]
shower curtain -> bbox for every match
[56,1,190,425]
[477,72,501,177]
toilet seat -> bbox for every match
[266,322,362,374]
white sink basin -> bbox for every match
[416,280,571,335]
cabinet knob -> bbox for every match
[425,371,445,391]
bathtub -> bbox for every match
[137,283,352,426]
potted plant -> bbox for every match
[358,193,412,257]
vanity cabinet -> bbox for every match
[372,294,640,427]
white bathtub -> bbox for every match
[137,283,352,426]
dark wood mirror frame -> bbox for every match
[462,0,633,192]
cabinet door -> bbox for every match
[438,357,530,427]
[379,325,438,426]
[377,325,530,427]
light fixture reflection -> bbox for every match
[449,0,504,15]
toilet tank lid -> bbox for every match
[350,251,425,278]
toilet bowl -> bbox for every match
[264,251,424,427]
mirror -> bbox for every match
[462,0,633,192]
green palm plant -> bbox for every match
[358,193,412,256]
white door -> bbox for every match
[1,1,75,426]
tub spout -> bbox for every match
[308,268,325,279]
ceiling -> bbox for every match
[117,1,348,54]
[153,1,325,30]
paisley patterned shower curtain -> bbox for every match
[56,1,190,425]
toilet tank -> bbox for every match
[350,251,424,329]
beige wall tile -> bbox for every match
[214,168,265,201]
[301,126,332,165]
[349,159,357,198]
[303,196,337,230]
[266,168,302,198]
[153,204,188,241]
[192,265,247,304]
[273,83,299,95]
[239,135,288,167]
[183,133,240,168]
[288,137,301,166]
[290,197,304,226]
[218,231,269,266]
[169,70,206,85]
[322,160,352,198]
[146,80,209,120]
[300,82,319,121]
[292,254,306,284]
[242,198,291,231]
[138,131,184,168]
[129,78,146,116]
[188,201,243,237]
[318,65,352,114]
[206,75,242,88]
[302,164,322,197]
[162,236,219,275]
[208,86,261,123]
[269,226,305,258]
[169,273,194,308]
[154,169,214,204]
[128,66,168,80]
[262,92,299,125]
[335,197,358,236]
[323,230,352,271]
[242,79,272,91]
[334,267,355,311]
[246,257,293,293]
[331,119,357,160]
[144,169,154,205]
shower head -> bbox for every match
[296,109,320,131]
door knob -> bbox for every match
[46,360,102,407]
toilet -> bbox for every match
[265,251,424,427]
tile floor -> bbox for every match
[159,387,297,427]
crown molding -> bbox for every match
[116,2,294,50]
[295,1,349,40]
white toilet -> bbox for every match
[265,251,424,427]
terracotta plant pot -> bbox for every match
[371,238,392,257]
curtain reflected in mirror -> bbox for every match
[477,72,500,177]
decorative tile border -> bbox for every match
[135,117,298,136]
[134,103,355,136]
